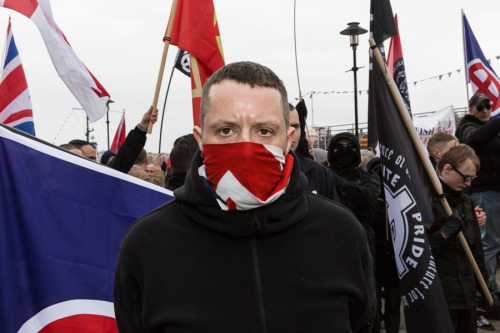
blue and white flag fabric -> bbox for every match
[0,19,35,135]
[463,12,500,118]
[0,123,174,332]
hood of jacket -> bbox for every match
[174,150,310,238]
[327,132,361,169]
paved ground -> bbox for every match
[380,268,500,332]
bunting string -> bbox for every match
[298,54,500,98]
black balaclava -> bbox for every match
[327,132,361,170]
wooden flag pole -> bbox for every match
[369,37,493,307]
[147,0,179,134]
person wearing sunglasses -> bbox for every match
[456,93,500,293]
[428,144,497,332]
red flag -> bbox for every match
[168,0,225,126]
[110,113,126,153]
[386,14,412,115]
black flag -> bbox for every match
[174,49,190,77]
[371,49,454,332]
[368,0,398,149]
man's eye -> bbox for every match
[259,129,272,136]
[220,128,233,135]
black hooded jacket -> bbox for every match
[327,132,381,228]
[114,150,376,332]
[455,115,500,193]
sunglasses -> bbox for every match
[476,104,492,112]
[451,165,477,182]
[333,143,356,150]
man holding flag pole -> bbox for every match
[369,32,497,331]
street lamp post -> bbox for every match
[106,99,114,150]
[340,22,367,139]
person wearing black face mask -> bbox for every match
[326,132,381,255]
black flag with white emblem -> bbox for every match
[371,50,454,332]
[174,49,190,77]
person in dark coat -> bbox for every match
[165,134,199,191]
[114,61,376,332]
[456,93,500,292]
[289,103,339,202]
[427,144,492,332]
[107,106,158,174]
[326,132,381,255]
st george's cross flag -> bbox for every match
[0,18,35,135]
[463,12,500,118]
[110,112,126,153]
[168,0,225,126]
[0,123,174,332]
[0,0,110,122]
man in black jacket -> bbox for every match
[427,144,491,332]
[289,103,339,202]
[326,132,381,255]
[456,93,500,291]
[114,61,375,332]
[107,106,158,173]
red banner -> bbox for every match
[168,0,225,126]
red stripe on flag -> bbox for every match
[0,66,28,111]
[3,109,32,124]
[3,0,38,18]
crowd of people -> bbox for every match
[57,61,500,332]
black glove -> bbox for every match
[440,209,464,238]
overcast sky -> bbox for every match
[1,0,499,154]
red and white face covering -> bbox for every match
[198,142,294,211]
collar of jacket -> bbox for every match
[439,179,463,207]
[174,150,310,238]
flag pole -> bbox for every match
[370,37,493,307]
[147,0,179,134]
[293,0,316,160]
[461,10,470,104]
[1,17,10,79]
[158,65,176,153]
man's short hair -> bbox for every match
[200,61,289,128]
[134,149,148,165]
[59,143,79,151]
[68,139,93,149]
[427,132,456,155]
[436,144,480,174]
[170,134,199,174]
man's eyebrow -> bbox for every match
[253,121,282,129]
[206,120,238,130]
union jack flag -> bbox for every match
[463,12,500,118]
[0,19,35,135]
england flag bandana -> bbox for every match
[199,142,294,211]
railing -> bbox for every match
[313,107,468,150]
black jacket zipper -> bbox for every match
[251,214,267,332]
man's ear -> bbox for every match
[193,126,203,149]
[286,127,296,154]
[432,148,441,159]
